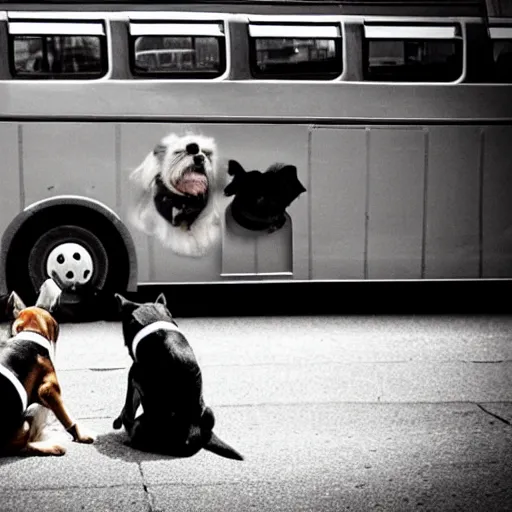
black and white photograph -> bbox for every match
[0,0,511,510]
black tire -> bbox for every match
[6,207,130,305]
[27,225,109,293]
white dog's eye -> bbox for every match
[173,150,184,155]
[203,150,213,158]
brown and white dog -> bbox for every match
[0,282,93,456]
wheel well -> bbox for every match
[3,204,136,302]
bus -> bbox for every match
[0,0,511,312]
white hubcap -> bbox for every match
[46,242,94,287]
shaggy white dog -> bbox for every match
[129,133,222,257]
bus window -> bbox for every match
[9,21,107,79]
[490,27,512,83]
[248,24,342,80]
[363,24,463,82]
[129,22,225,78]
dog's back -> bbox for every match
[134,328,204,421]
[0,334,52,448]
[0,355,26,443]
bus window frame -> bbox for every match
[128,20,227,80]
[362,22,465,84]
[248,22,344,81]
[489,25,512,83]
[7,19,109,80]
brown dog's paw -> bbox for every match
[113,417,123,430]
[25,441,67,456]
[70,424,95,444]
[48,443,67,456]
[76,432,95,444]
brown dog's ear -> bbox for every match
[12,307,59,343]
[8,291,26,319]
[48,315,60,343]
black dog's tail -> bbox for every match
[204,432,244,461]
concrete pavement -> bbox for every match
[0,315,511,511]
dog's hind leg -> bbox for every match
[125,415,156,452]
[2,420,66,457]
[24,403,50,442]
[23,439,66,456]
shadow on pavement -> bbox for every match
[93,429,181,463]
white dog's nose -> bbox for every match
[193,154,205,166]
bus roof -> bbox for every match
[0,0,496,18]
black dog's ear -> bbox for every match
[224,160,247,197]
[274,165,307,206]
[115,293,139,313]
[155,293,167,306]
[7,291,26,319]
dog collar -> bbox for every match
[229,203,277,231]
[153,174,208,229]
[132,321,182,362]
[12,331,54,361]
[0,363,28,412]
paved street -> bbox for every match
[1,315,511,511]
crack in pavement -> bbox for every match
[138,463,156,512]
[477,404,512,426]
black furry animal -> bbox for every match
[113,293,243,460]
[224,160,306,232]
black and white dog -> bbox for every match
[224,159,306,233]
[130,133,222,258]
[113,293,243,460]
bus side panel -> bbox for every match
[21,123,117,209]
[310,127,366,280]
[482,126,512,278]
[367,128,425,280]
[0,123,21,238]
[424,126,481,278]
[120,123,309,283]
[211,124,309,279]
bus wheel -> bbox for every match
[27,225,109,294]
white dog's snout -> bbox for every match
[193,154,205,166]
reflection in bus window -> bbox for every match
[132,36,223,77]
[251,38,341,79]
[365,39,462,82]
[493,40,512,82]
[12,36,104,78]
